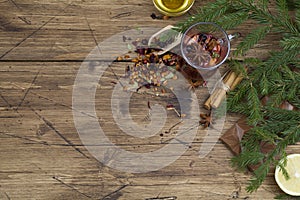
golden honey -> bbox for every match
[153,0,195,16]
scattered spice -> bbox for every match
[199,112,212,128]
[166,104,181,117]
[163,15,170,20]
[122,35,132,42]
[120,32,206,95]
[150,13,167,20]
[127,43,133,51]
[123,47,181,92]
[150,13,157,19]
[141,39,148,45]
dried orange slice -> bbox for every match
[275,154,300,196]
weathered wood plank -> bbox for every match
[0,60,293,199]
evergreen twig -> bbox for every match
[176,0,300,194]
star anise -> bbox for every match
[186,42,211,67]
[199,112,212,128]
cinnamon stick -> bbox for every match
[204,68,247,110]
[230,74,244,91]
[210,71,237,108]
[204,71,234,109]
[231,67,247,91]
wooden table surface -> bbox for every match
[1,0,299,199]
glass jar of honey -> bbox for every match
[153,0,195,16]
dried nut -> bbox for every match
[163,54,171,60]
[163,15,169,20]
[161,71,169,77]
[209,58,217,66]
[165,72,174,79]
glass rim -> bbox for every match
[180,22,231,71]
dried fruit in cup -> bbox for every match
[182,32,228,69]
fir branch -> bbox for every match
[246,159,272,192]
[265,50,299,71]
[231,150,264,169]
[250,126,281,144]
[234,25,271,56]
[257,0,270,12]
[259,72,270,95]
[296,8,300,29]
[228,102,250,116]
[232,134,263,169]
[263,119,299,135]
[276,0,290,22]
[276,157,290,180]
[280,35,300,50]
[281,64,297,81]
[281,124,300,145]
[247,84,263,125]
[228,59,249,77]
[175,0,300,195]
[215,11,249,30]
[233,0,298,33]
[268,90,286,107]
[289,97,300,109]
[264,108,300,123]
[227,80,250,110]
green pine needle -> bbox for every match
[280,36,300,50]
[175,0,300,195]
[234,25,271,56]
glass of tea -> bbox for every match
[181,22,231,71]
[153,0,195,16]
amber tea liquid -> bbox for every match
[153,0,195,16]
[162,0,185,9]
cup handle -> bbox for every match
[228,32,241,41]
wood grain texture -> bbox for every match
[0,1,298,199]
